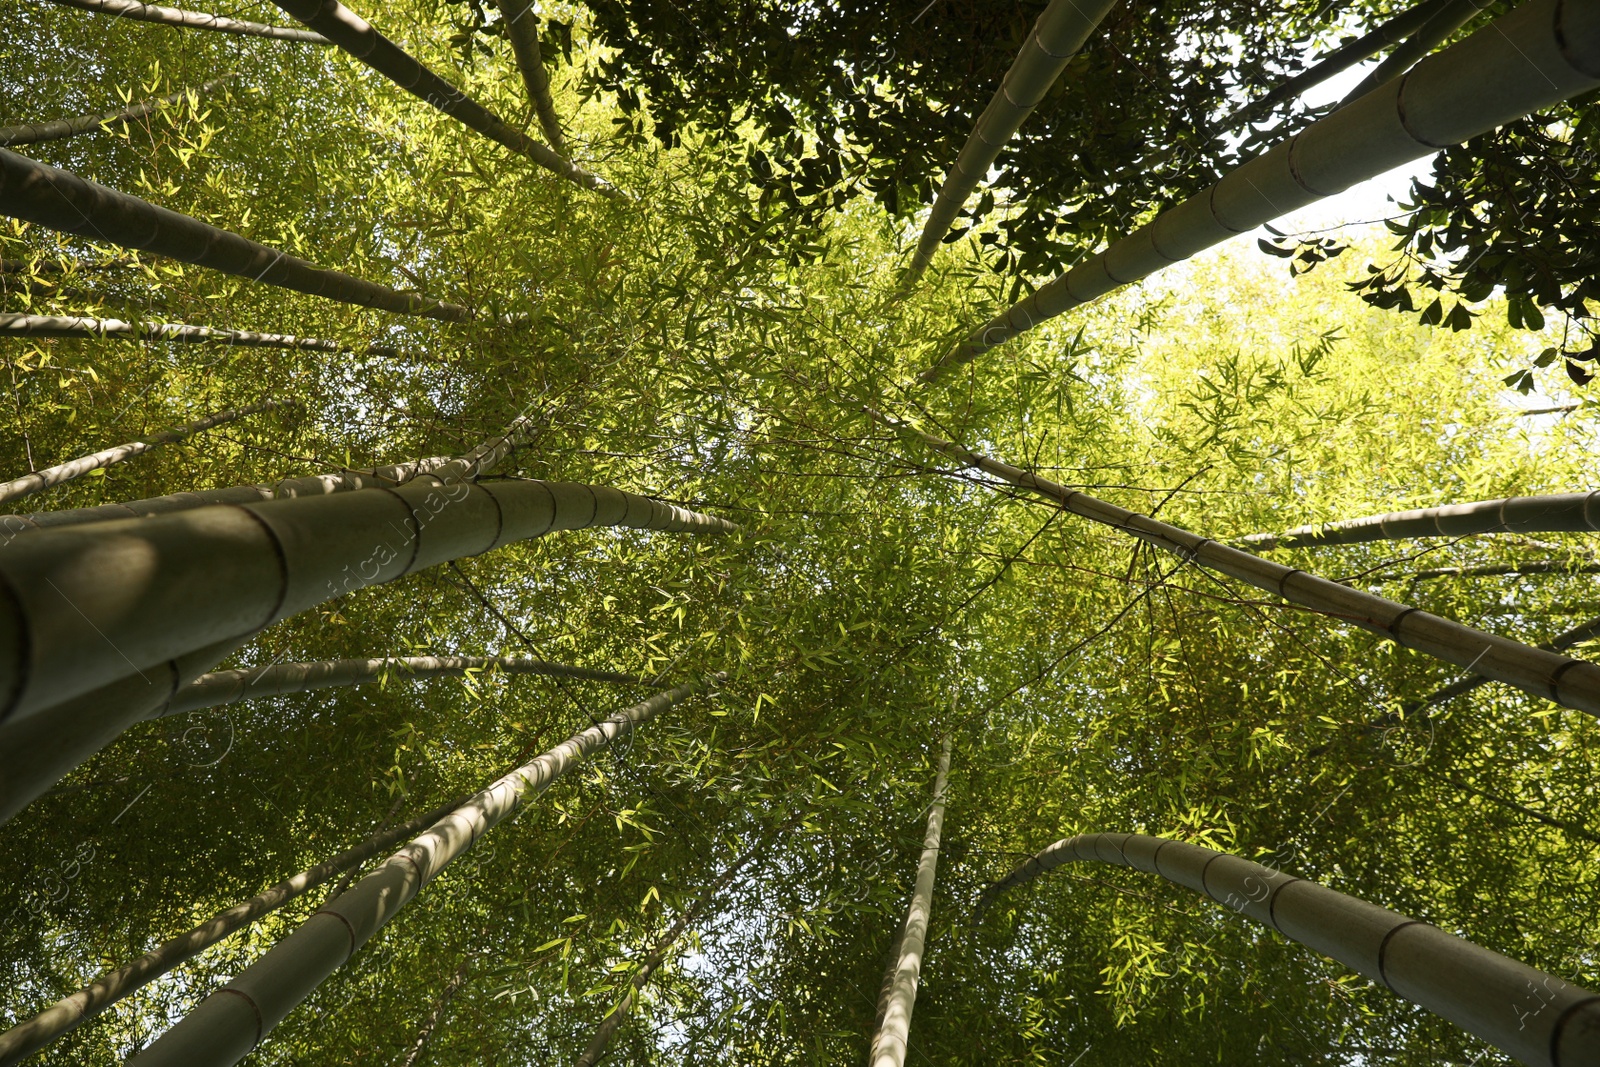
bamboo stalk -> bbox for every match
[868,735,952,1067]
[1338,0,1486,106]
[158,654,646,718]
[0,149,472,321]
[873,410,1600,717]
[398,950,473,1067]
[269,0,615,197]
[494,0,566,154]
[975,833,1600,1066]
[905,0,1117,282]
[43,0,329,42]
[1406,560,1600,581]
[0,479,734,725]
[0,796,465,1065]
[0,78,232,148]
[0,400,283,506]
[1242,492,1600,549]
[923,0,1600,381]
[1221,0,1460,129]
[127,683,704,1066]
[0,312,400,357]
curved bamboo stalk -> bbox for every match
[0,479,734,726]
[128,683,704,1066]
[269,0,615,197]
[0,795,464,1066]
[1242,492,1600,550]
[1221,0,1460,130]
[905,0,1117,282]
[0,149,472,321]
[0,312,401,356]
[1338,0,1486,106]
[872,410,1600,717]
[922,0,1600,381]
[0,78,231,148]
[976,833,1600,1065]
[494,0,566,154]
[0,399,283,506]
[158,654,645,718]
[868,735,952,1067]
[1,409,540,534]
[43,0,329,42]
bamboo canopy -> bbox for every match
[1242,492,1600,549]
[0,78,231,147]
[868,735,952,1067]
[44,0,329,42]
[0,400,282,506]
[0,796,465,1065]
[127,683,704,1066]
[0,312,400,356]
[976,833,1600,1066]
[923,0,1600,381]
[905,0,1117,282]
[269,0,616,196]
[874,410,1600,717]
[0,149,473,321]
[158,654,646,718]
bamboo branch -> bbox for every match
[975,832,1600,1064]
[0,78,232,147]
[398,949,474,1067]
[873,409,1600,717]
[128,683,708,1066]
[270,0,615,197]
[43,0,328,42]
[0,796,465,1066]
[0,149,472,321]
[0,312,402,355]
[0,399,283,506]
[1242,492,1600,549]
[494,0,566,154]
[923,0,1600,381]
[1337,0,1486,106]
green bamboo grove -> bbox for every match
[4,0,1600,1061]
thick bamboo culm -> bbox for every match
[876,412,1600,717]
[923,0,1600,381]
[269,0,616,197]
[495,0,566,154]
[905,0,1117,281]
[868,735,952,1067]
[158,654,646,718]
[976,833,1600,1066]
[1242,492,1600,549]
[0,312,400,357]
[0,410,539,535]
[44,0,329,42]
[1338,0,1486,105]
[0,78,231,147]
[0,797,465,1065]
[0,400,282,506]
[0,149,472,321]
[128,683,703,1066]
[0,479,735,726]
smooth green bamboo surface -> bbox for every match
[0,312,400,356]
[495,0,566,153]
[45,0,329,41]
[1242,492,1600,549]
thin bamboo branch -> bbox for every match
[1221,0,1459,129]
[0,796,464,1066]
[1405,560,1600,581]
[923,0,1600,381]
[905,0,1117,282]
[270,0,615,197]
[1243,492,1600,549]
[873,410,1600,717]
[0,313,400,357]
[494,0,566,154]
[975,832,1600,1065]
[43,0,329,42]
[1338,0,1486,106]
[868,735,952,1067]
[0,149,472,321]
[398,949,474,1067]
[0,78,232,147]
[159,654,646,718]
[128,683,706,1066]
[0,399,283,506]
